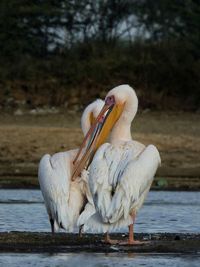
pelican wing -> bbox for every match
[38,150,76,231]
[106,145,161,223]
[88,140,145,220]
[88,143,112,222]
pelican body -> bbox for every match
[76,85,161,244]
[38,99,105,233]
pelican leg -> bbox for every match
[79,225,84,238]
[128,213,140,244]
[128,213,144,244]
[50,218,54,235]
[103,232,119,245]
[119,213,145,245]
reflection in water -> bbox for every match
[0,253,199,267]
[0,190,200,233]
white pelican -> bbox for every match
[38,99,106,233]
[75,85,161,244]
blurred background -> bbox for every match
[0,0,199,190]
[0,0,199,111]
[0,4,200,261]
[0,3,200,264]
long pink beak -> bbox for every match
[71,101,114,181]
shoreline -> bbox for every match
[0,232,199,254]
[0,175,199,191]
[0,163,200,191]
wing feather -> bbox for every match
[38,151,74,231]
[88,143,113,222]
[106,145,161,223]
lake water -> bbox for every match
[0,253,200,267]
[0,190,200,233]
[0,190,200,266]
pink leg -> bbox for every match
[120,212,145,245]
[103,232,119,245]
[128,213,143,244]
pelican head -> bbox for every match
[92,84,138,145]
[105,84,138,122]
[72,85,138,180]
[81,99,105,136]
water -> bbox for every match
[0,253,199,267]
[0,190,199,233]
[0,190,200,266]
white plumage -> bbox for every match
[80,143,160,233]
[78,85,161,243]
[38,99,104,232]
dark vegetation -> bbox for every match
[0,0,199,110]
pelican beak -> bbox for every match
[72,95,125,181]
[71,100,115,181]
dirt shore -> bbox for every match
[0,232,199,253]
[0,111,199,190]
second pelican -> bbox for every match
[38,99,105,233]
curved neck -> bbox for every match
[109,95,137,144]
[109,119,132,144]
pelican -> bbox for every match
[38,99,106,233]
[75,85,161,244]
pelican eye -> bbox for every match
[106,95,115,105]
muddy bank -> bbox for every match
[0,175,200,191]
[0,232,199,254]
[0,111,199,190]
[0,163,200,190]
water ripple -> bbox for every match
[0,190,200,233]
[0,253,200,267]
